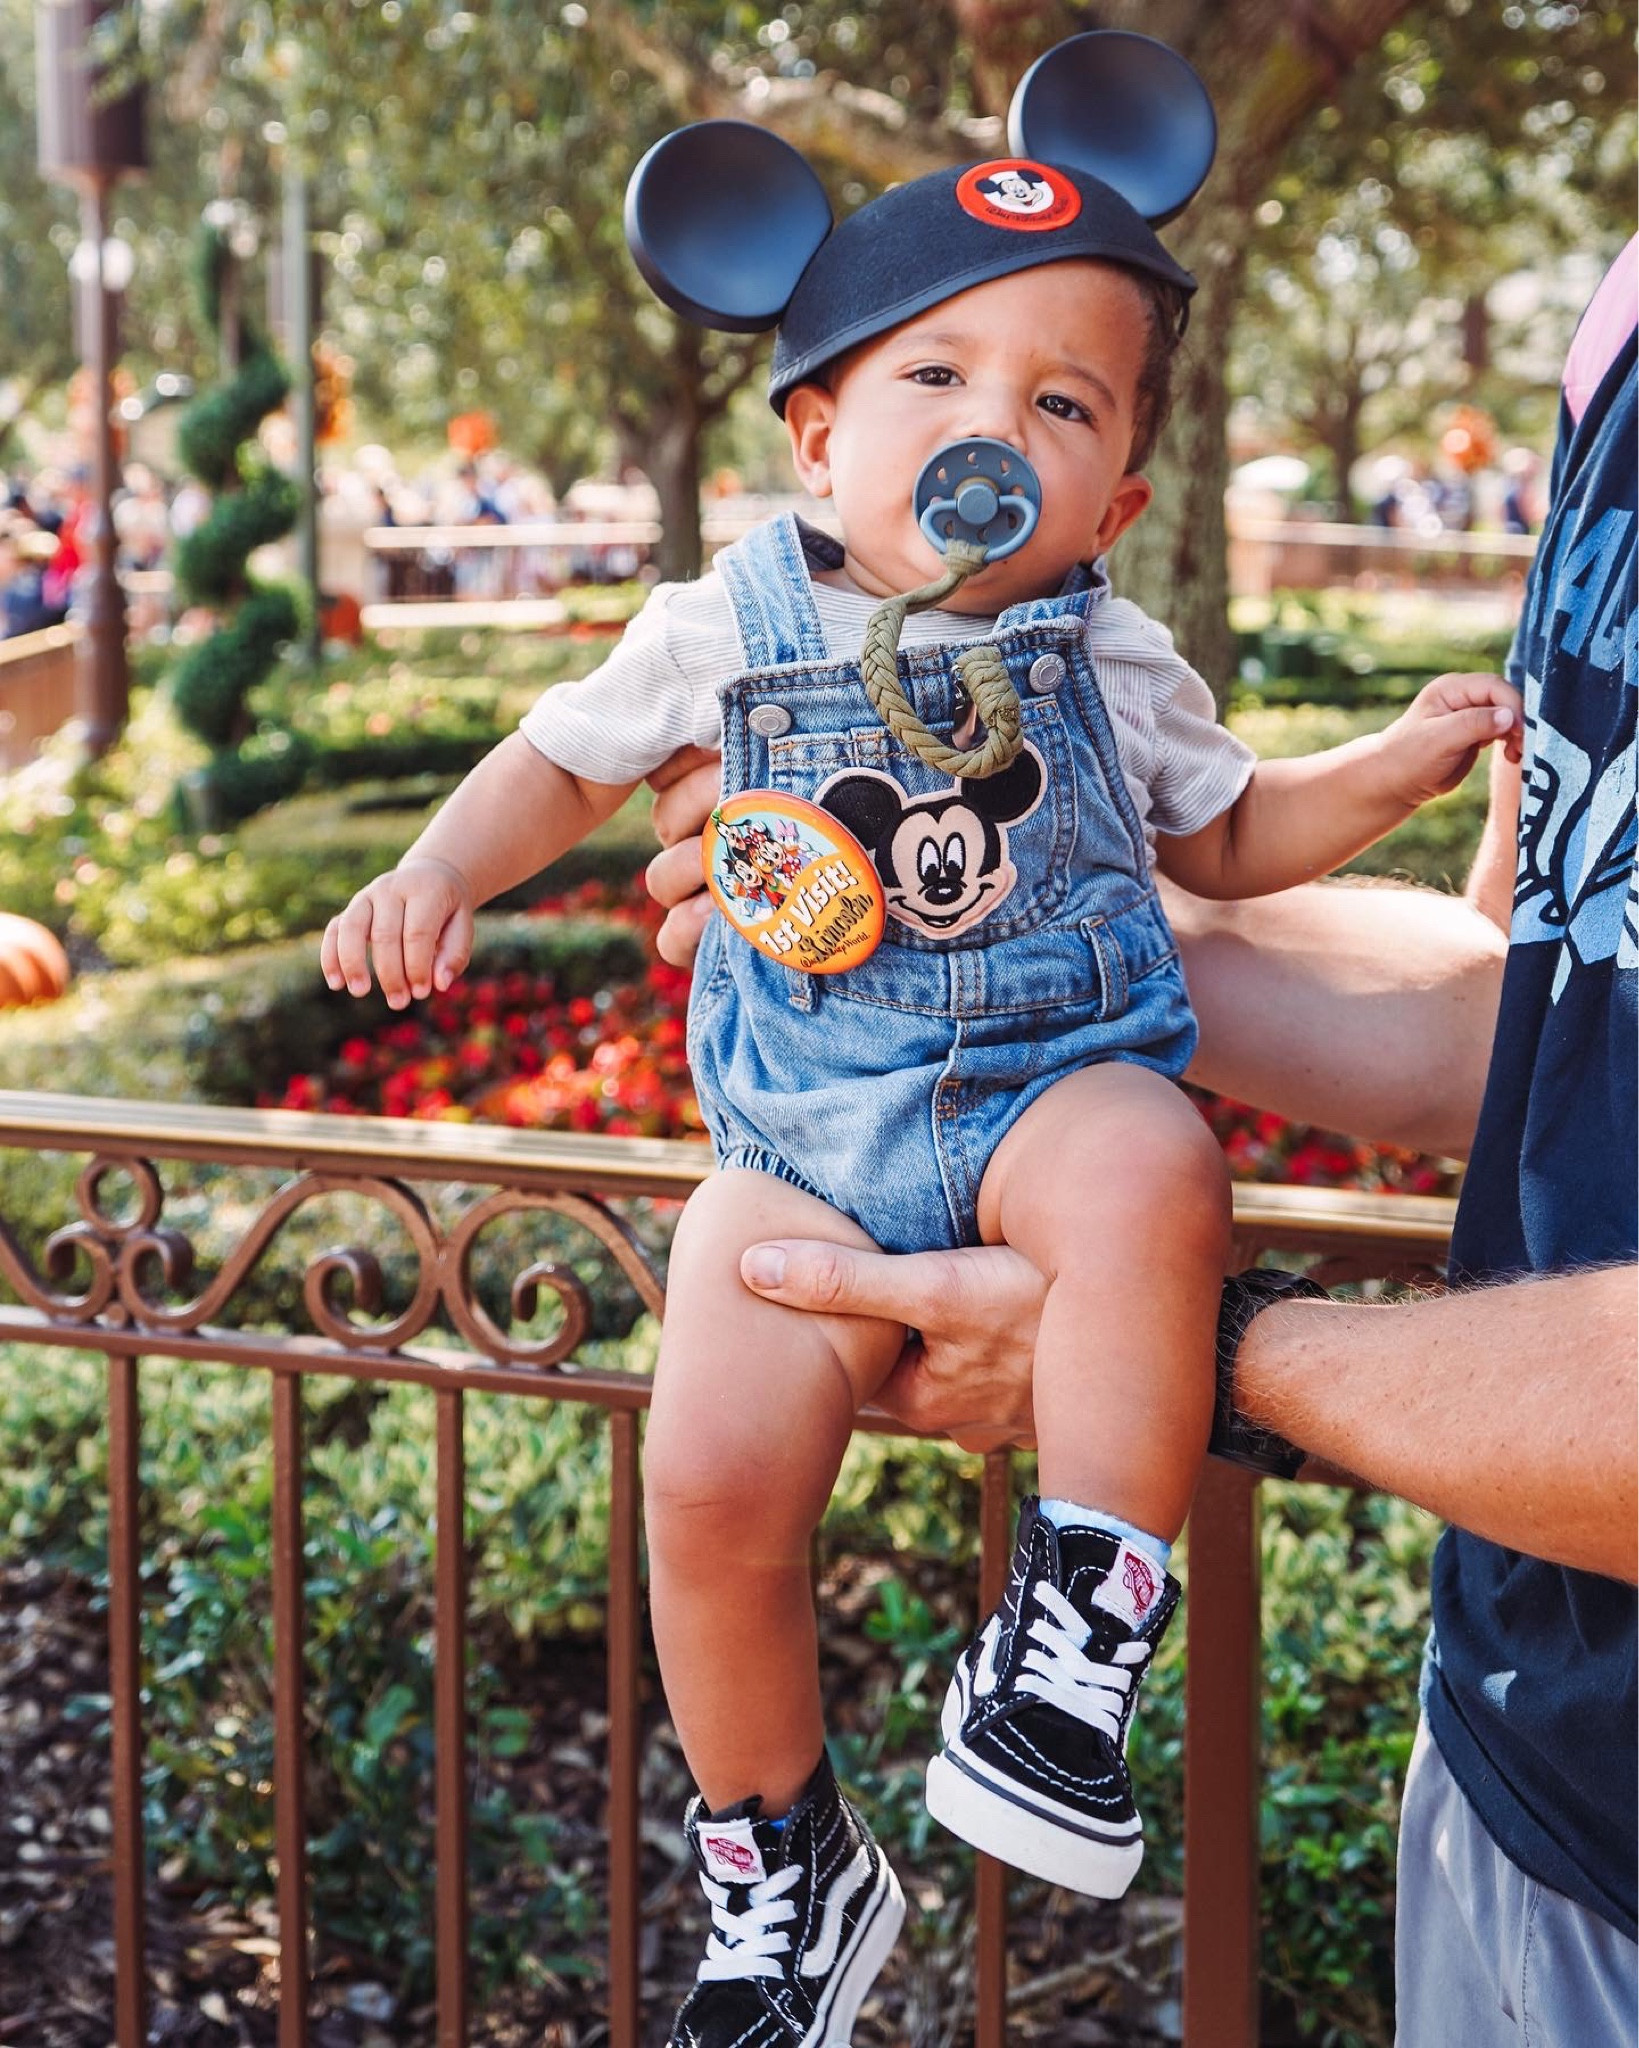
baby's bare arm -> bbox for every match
[321,732,637,1005]
[1159,673,1523,901]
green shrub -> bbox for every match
[0,913,656,1322]
[0,678,657,963]
[0,1344,622,1989]
[166,225,304,822]
[1229,591,1517,711]
[0,913,648,1106]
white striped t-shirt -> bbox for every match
[519,565,1254,856]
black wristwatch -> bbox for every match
[1209,1268,1330,1480]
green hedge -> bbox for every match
[1229,593,1517,711]
[0,682,657,966]
[0,912,647,1107]
[0,913,654,1333]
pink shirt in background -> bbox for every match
[1562,234,1638,424]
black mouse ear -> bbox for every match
[624,121,833,332]
[817,771,904,851]
[963,745,1043,824]
[1008,31,1217,227]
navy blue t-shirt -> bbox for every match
[1427,324,1637,1940]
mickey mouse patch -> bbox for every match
[955,160,1081,233]
[815,744,1046,941]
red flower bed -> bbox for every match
[1190,1092,1458,1196]
[271,882,702,1139]
[278,879,1458,1196]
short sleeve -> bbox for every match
[518,578,728,783]
[1138,625,1255,837]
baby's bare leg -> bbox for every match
[977,1064,1230,1539]
[646,1170,905,1817]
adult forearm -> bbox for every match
[402,731,633,906]
[1165,876,1506,1156]
[1237,1267,1638,1582]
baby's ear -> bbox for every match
[1009,31,1216,226]
[625,122,832,331]
[782,381,837,496]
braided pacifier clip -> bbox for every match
[860,437,1043,780]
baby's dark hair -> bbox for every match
[1124,267,1189,474]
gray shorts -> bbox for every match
[1395,1718,1637,2047]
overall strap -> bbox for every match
[715,513,831,670]
[996,554,1112,631]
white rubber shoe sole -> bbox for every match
[806,1854,906,2047]
[924,1746,1143,1899]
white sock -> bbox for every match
[1038,1497,1172,1573]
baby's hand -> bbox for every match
[1375,673,1524,809]
[320,857,475,1009]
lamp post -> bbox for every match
[35,0,146,756]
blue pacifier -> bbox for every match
[914,438,1042,563]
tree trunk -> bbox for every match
[1097,0,1419,697]
[1462,291,1489,376]
[1327,384,1367,518]
[640,401,704,584]
[1112,210,1241,699]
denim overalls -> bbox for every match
[688,514,1197,1253]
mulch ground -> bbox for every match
[0,1558,1181,2047]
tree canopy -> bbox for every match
[8,0,1633,659]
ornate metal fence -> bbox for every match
[0,1090,1452,2047]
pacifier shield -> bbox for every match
[703,792,885,974]
[915,438,1042,562]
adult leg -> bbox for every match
[645,1168,905,1817]
[1396,1718,1638,2048]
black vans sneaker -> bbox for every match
[924,1496,1178,1897]
[668,1751,905,2048]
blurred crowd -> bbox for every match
[1,462,173,642]
[1,416,1543,654]
[1363,447,1544,537]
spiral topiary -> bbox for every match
[168,224,309,820]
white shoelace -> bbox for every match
[696,1860,802,1982]
[1014,1581,1150,1743]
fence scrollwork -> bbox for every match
[0,1144,675,1373]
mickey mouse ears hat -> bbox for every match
[626,31,1216,415]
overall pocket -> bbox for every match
[765,696,1078,951]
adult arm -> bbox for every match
[647,745,722,967]
[1161,875,1507,1157]
[1464,742,1524,934]
[1237,1267,1637,1582]
[742,1240,1638,1581]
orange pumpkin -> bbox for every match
[0,914,71,1009]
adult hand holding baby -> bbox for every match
[646,743,724,968]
